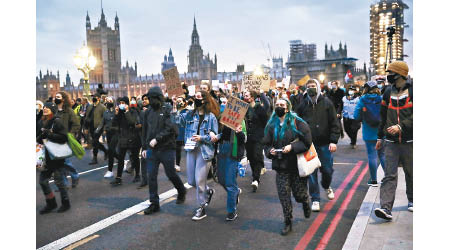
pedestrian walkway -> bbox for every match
[343,166,413,250]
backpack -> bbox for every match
[361,96,382,127]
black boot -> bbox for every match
[281,218,292,236]
[89,156,98,165]
[176,188,186,204]
[57,199,71,213]
[303,200,311,218]
[39,198,57,214]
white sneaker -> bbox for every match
[104,171,114,178]
[175,165,181,172]
[326,188,335,200]
[407,202,413,212]
[260,167,267,175]
[251,180,259,192]
[312,201,320,212]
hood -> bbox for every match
[147,86,164,102]
[303,79,321,104]
[361,93,381,104]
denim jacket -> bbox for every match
[173,110,218,161]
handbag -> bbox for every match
[67,132,85,159]
[43,139,73,160]
[36,143,47,171]
[297,143,321,177]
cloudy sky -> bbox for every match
[36,0,413,85]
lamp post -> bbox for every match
[74,43,97,98]
[319,73,325,84]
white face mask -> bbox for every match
[348,90,354,96]
[282,94,288,99]
[130,100,136,105]
[119,104,126,110]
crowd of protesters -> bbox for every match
[36,61,412,234]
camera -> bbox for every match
[274,149,283,160]
[386,25,396,38]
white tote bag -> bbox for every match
[43,139,73,160]
[297,143,321,177]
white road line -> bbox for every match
[49,165,109,184]
[38,182,193,250]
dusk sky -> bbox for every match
[36,0,413,85]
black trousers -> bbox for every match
[175,141,183,166]
[90,127,107,157]
[39,167,69,202]
[106,131,119,171]
[245,141,264,182]
[117,146,140,178]
[276,171,309,221]
[343,118,361,145]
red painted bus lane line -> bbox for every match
[294,161,364,250]
[315,164,369,250]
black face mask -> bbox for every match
[106,103,114,109]
[386,74,397,84]
[54,98,62,105]
[177,103,184,109]
[307,87,317,97]
[275,107,286,117]
[92,97,98,103]
[194,98,204,108]
[149,98,161,110]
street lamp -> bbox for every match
[74,42,97,98]
[319,73,325,83]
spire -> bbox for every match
[214,53,217,65]
[191,16,199,45]
[86,11,91,30]
[169,48,173,57]
[114,11,119,30]
[339,41,342,50]
[126,60,129,68]
[39,70,42,80]
[99,1,107,27]
[164,55,167,62]
[135,62,137,72]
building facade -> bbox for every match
[161,48,176,73]
[36,70,61,101]
[370,0,409,75]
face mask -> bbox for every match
[119,104,126,110]
[130,100,136,105]
[377,84,383,89]
[92,97,98,103]
[194,98,204,108]
[386,74,397,84]
[331,85,337,90]
[106,103,114,109]
[177,103,184,109]
[54,98,62,105]
[275,107,286,118]
[149,98,161,109]
[220,98,227,104]
[220,104,226,113]
[282,94,288,99]
[307,87,317,97]
[348,90,354,96]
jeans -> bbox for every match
[380,142,413,211]
[308,145,334,202]
[365,140,386,181]
[40,167,69,202]
[245,141,264,183]
[186,147,210,207]
[62,158,79,186]
[90,127,107,158]
[117,147,140,178]
[146,149,186,205]
[217,143,239,213]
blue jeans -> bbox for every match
[217,143,239,213]
[365,140,386,182]
[62,158,79,186]
[308,145,334,202]
[146,149,186,205]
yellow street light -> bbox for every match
[74,42,97,97]
[319,73,325,83]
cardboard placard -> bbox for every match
[220,96,249,130]
[270,79,277,89]
[162,67,184,97]
[243,73,270,92]
[297,74,310,86]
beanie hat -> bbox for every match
[386,61,409,77]
[44,102,58,114]
[119,96,129,105]
[36,100,44,108]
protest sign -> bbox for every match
[162,67,183,97]
[243,73,270,92]
[270,79,277,89]
[297,74,310,86]
[220,96,249,130]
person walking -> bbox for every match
[85,93,107,165]
[37,102,71,214]
[97,97,119,178]
[137,94,150,189]
[141,86,187,215]
[243,90,269,192]
[374,61,413,220]
[327,81,345,139]
[296,79,340,212]
[342,85,361,149]
[354,81,386,187]
[263,98,312,235]
[173,96,189,172]
[173,91,219,220]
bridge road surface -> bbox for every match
[36,132,371,250]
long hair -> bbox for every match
[57,91,71,111]
[264,98,306,139]
[197,90,220,118]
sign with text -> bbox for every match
[220,96,249,130]
[243,73,271,92]
[162,67,184,97]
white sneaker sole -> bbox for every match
[192,214,207,221]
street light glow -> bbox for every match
[319,73,325,82]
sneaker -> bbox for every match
[326,188,335,200]
[251,180,259,192]
[312,201,320,212]
[71,177,79,188]
[260,167,267,175]
[104,171,114,178]
[226,211,238,221]
[407,202,413,212]
[175,165,181,172]
[144,203,160,215]
[302,200,311,218]
[132,176,141,183]
[374,208,393,221]
[351,144,356,149]
[367,180,378,187]
[205,188,215,206]
[192,206,207,221]
[110,178,122,186]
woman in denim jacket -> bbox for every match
[172,91,220,221]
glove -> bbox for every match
[149,139,157,148]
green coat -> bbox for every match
[85,103,106,129]
[55,108,80,135]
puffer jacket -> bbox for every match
[141,104,177,151]
[377,81,413,143]
[354,93,382,141]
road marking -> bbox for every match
[62,234,99,250]
[49,165,109,184]
[37,182,192,250]
[294,160,364,250]
[315,164,369,250]
[334,162,359,165]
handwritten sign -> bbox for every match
[162,67,184,97]
[220,96,249,130]
[270,79,277,89]
[243,73,270,92]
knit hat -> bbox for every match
[119,96,129,105]
[386,61,409,77]
[43,102,57,114]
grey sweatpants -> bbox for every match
[186,147,210,207]
[380,142,413,211]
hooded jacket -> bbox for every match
[55,107,80,135]
[245,93,270,143]
[296,80,340,146]
[377,80,413,143]
[354,93,382,141]
[85,102,106,129]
